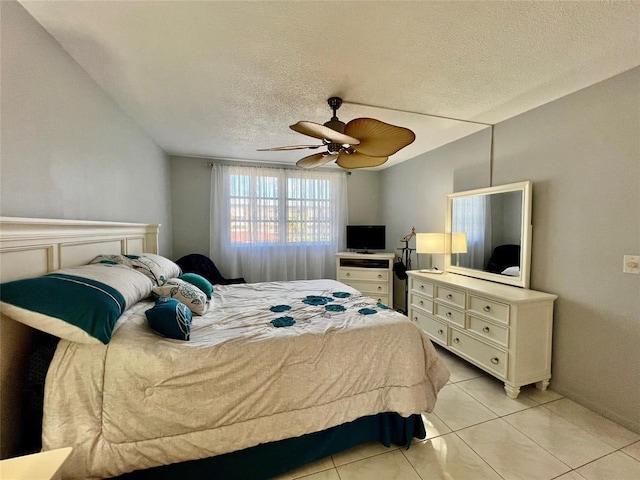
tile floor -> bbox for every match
[273,346,640,480]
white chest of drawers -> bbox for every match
[336,252,395,307]
[407,271,557,398]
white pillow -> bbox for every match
[152,278,207,315]
[91,253,181,286]
[501,266,520,277]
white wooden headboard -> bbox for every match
[0,217,159,459]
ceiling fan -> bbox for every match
[257,97,416,169]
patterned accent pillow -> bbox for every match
[178,273,213,299]
[145,297,192,340]
[91,253,181,286]
[152,278,207,315]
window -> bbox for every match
[210,164,347,282]
[228,173,337,246]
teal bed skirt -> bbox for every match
[112,412,426,480]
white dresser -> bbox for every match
[336,252,395,307]
[407,271,557,398]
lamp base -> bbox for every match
[418,268,444,274]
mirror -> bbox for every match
[445,181,532,288]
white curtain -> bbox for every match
[210,164,348,282]
[452,195,491,269]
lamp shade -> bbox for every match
[416,233,446,254]
[452,233,468,254]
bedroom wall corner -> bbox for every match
[380,68,639,433]
[380,129,492,311]
[0,0,173,256]
[170,156,212,260]
[490,66,640,433]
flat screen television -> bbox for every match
[346,225,386,253]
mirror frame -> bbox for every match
[445,181,532,288]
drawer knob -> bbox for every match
[419,300,424,306]
[346,272,351,276]
[490,357,500,365]
[483,305,491,312]
[483,326,491,333]
[447,294,453,299]
[377,286,382,290]
[413,316,418,322]
[437,329,444,335]
[445,311,452,318]
[420,285,424,290]
[377,274,382,278]
[453,337,460,344]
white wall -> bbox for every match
[492,67,639,433]
[381,67,640,433]
[346,170,382,225]
[0,1,173,255]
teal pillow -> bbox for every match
[0,264,153,345]
[145,297,192,341]
[178,273,213,299]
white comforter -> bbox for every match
[42,279,450,479]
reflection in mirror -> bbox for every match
[446,181,532,288]
[451,191,522,272]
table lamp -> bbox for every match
[416,233,445,274]
[452,232,468,266]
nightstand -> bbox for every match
[0,447,72,480]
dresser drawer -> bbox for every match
[468,295,510,325]
[434,302,465,327]
[409,291,433,314]
[371,294,389,306]
[411,309,448,346]
[410,278,434,297]
[435,286,465,308]
[468,315,509,347]
[345,280,388,295]
[450,328,508,377]
[339,268,389,283]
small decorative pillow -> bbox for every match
[178,273,213,299]
[152,278,207,315]
[145,297,191,340]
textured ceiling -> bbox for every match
[19,1,640,169]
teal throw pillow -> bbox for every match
[178,273,213,299]
[145,297,192,340]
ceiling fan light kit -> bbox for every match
[258,97,416,169]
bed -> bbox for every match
[0,217,450,479]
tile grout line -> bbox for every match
[448,428,510,480]
[497,411,615,473]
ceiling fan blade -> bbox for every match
[344,118,415,157]
[290,121,360,145]
[296,152,338,169]
[257,144,323,151]
[336,151,388,169]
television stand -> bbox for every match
[335,252,395,308]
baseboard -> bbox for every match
[550,385,640,435]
